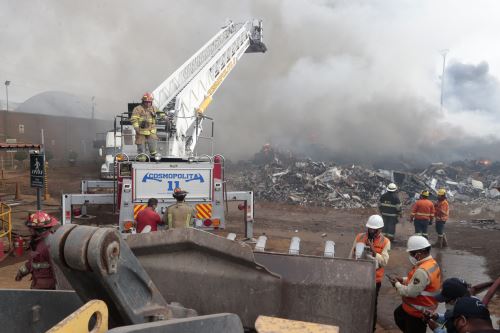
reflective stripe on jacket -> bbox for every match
[130,105,161,136]
[355,233,389,283]
[434,199,449,222]
[379,192,402,217]
[402,258,441,318]
[411,199,435,221]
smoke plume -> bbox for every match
[2,0,500,165]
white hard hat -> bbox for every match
[406,235,431,252]
[366,215,384,229]
[387,183,397,192]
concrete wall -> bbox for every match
[0,110,112,163]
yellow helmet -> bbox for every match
[437,188,446,196]
[421,190,430,197]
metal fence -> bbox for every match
[0,202,12,250]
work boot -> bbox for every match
[434,236,443,248]
[442,234,448,247]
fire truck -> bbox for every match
[62,19,266,237]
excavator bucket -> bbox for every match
[126,228,376,332]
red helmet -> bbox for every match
[26,211,59,228]
[142,92,154,102]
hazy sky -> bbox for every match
[1,0,500,162]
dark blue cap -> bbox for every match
[452,296,491,321]
[435,277,469,302]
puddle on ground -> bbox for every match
[433,248,499,329]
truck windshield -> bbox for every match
[105,147,121,155]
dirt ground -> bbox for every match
[1,164,499,332]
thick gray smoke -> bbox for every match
[1,0,500,165]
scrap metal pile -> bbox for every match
[227,150,500,208]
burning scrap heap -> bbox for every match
[227,149,500,208]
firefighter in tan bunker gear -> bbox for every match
[131,92,165,158]
[165,188,196,229]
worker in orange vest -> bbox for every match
[350,215,391,332]
[388,235,442,333]
[434,188,449,248]
[410,190,435,239]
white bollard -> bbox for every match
[289,236,300,255]
[324,240,335,258]
[226,233,237,241]
[254,235,267,252]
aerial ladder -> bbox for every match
[62,20,266,235]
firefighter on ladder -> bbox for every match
[350,214,391,332]
[410,190,435,239]
[434,188,449,248]
[131,92,165,160]
[388,235,442,333]
[378,183,402,242]
[165,188,196,229]
[15,211,59,289]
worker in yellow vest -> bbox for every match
[389,235,442,333]
[165,188,196,229]
[350,214,391,332]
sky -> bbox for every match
[1,0,500,164]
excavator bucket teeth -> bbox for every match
[127,228,376,332]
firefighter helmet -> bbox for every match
[142,92,154,102]
[437,188,446,196]
[26,211,59,229]
[421,190,430,197]
[173,188,188,197]
[387,183,397,192]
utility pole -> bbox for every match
[4,80,10,139]
[440,50,449,112]
[91,96,95,119]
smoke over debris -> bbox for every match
[1,0,500,164]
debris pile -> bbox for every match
[227,152,500,208]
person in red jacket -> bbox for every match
[434,188,449,248]
[15,211,59,289]
[136,198,164,233]
[411,190,435,239]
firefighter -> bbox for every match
[434,189,449,248]
[378,183,402,241]
[410,190,435,239]
[131,92,165,160]
[165,188,196,229]
[350,214,390,332]
[136,198,164,233]
[15,211,59,290]
[389,235,442,333]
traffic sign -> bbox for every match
[30,153,45,188]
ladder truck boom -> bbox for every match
[152,20,266,159]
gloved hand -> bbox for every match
[15,270,24,281]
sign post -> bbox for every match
[30,153,45,210]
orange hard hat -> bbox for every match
[142,92,154,102]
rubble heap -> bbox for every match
[227,153,500,208]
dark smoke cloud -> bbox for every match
[444,61,500,113]
[1,0,500,165]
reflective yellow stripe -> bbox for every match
[133,204,147,219]
[196,204,212,219]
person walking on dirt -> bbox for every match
[15,211,59,290]
[424,277,470,332]
[131,92,165,160]
[350,214,391,332]
[136,198,164,233]
[378,183,402,242]
[434,189,449,248]
[165,188,195,229]
[410,190,435,239]
[388,235,441,333]
[447,297,499,332]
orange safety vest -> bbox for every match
[402,257,441,318]
[411,199,435,221]
[355,233,389,283]
[434,199,449,222]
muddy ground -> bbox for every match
[1,164,499,332]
